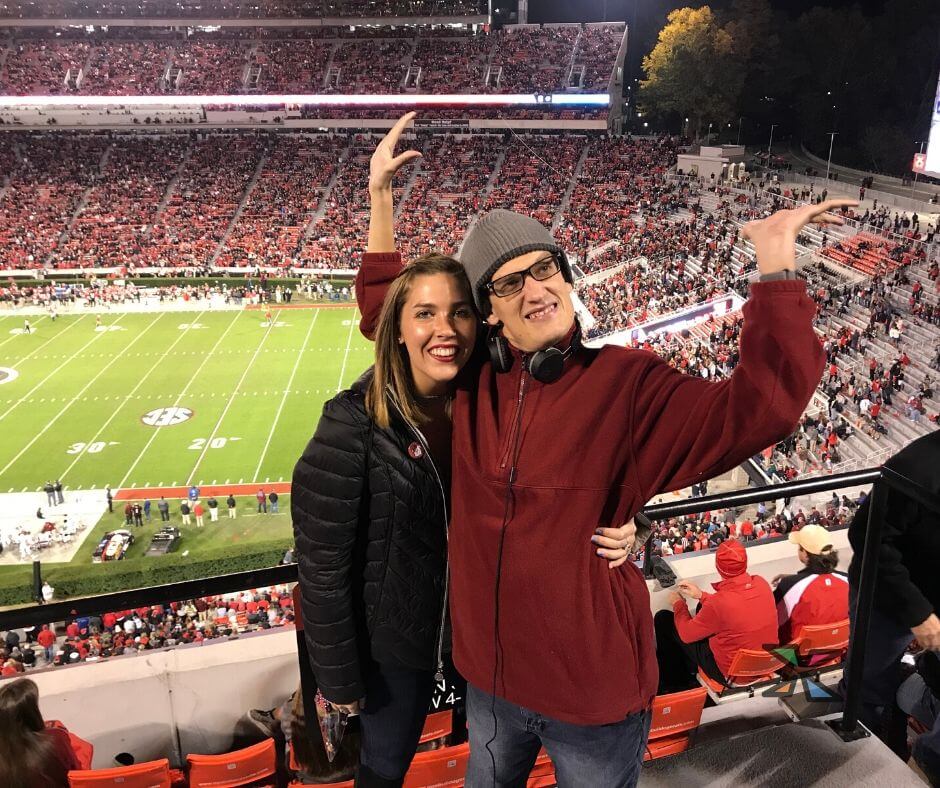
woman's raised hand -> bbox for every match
[369,112,422,194]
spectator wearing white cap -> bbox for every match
[771,524,849,644]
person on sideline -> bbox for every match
[354,113,836,785]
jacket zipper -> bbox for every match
[386,386,450,681]
[499,366,529,475]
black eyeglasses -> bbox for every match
[485,255,561,298]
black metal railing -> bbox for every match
[2,463,937,743]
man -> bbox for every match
[23,318,31,334]
[54,479,64,505]
[227,493,237,519]
[193,501,205,528]
[268,490,279,514]
[772,524,848,644]
[143,498,152,522]
[132,503,143,528]
[105,485,113,513]
[37,624,55,662]
[157,496,170,522]
[356,116,835,785]
[180,500,191,526]
[44,481,55,508]
[841,432,940,756]
[207,496,219,522]
[256,488,267,513]
[654,539,778,693]
[188,484,200,502]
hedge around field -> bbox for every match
[30,275,354,289]
[0,538,293,608]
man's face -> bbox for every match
[484,250,575,353]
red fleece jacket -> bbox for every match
[672,573,779,678]
[356,252,824,724]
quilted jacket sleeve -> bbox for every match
[291,395,368,704]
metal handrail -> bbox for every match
[2,462,938,743]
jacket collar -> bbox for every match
[711,572,756,592]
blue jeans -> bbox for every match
[358,660,436,783]
[897,673,940,783]
[465,683,651,788]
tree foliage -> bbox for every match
[639,7,742,136]
[637,0,940,173]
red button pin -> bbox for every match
[408,442,423,459]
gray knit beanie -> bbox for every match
[458,209,572,314]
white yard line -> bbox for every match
[0,313,164,479]
[251,309,321,481]
[335,308,359,392]
[118,310,244,489]
[0,315,47,349]
[186,313,278,485]
[0,314,114,424]
[2,314,86,364]
[58,310,210,483]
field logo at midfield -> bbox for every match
[95,325,126,333]
[178,323,206,330]
[260,321,290,328]
[0,367,18,384]
[141,406,194,427]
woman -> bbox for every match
[0,677,81,787]
[292,251,479,787]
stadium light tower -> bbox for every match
[824,131,837,182]
[768,123,778,158]
[911,140,927,198]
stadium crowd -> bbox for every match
[0,23,624,96]
[0,585,295,678]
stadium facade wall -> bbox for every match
[30,628,299,768]
[0,15,489,28]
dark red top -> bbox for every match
[356,252,824,724]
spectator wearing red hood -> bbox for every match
[654,539,778,693]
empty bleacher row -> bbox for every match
[0,23,624,96]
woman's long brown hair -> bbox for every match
[365,253,475,429]
[0,678,63,787]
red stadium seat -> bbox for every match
[698,648,786,701]
[186,738,276,787]
[402,741,470,787]
[419,709,454,744]
[526,749,556,786]
[792,619,851,669]
[644,687,708,761]
[68,758,173,788]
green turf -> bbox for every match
[0,306,374,601]
[0,307,373,492]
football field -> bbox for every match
[0,306,372,493]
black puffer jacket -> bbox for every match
[291,372,449,704]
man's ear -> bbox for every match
[485,313,500,327]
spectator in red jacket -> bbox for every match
[0,678,81,787]
[37,626,56,664]
[772,524,848,644]
[655,539,778,692]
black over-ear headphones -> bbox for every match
[487,322,582,384]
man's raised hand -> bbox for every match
[369,112,422,194]
[742,199,859,275]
